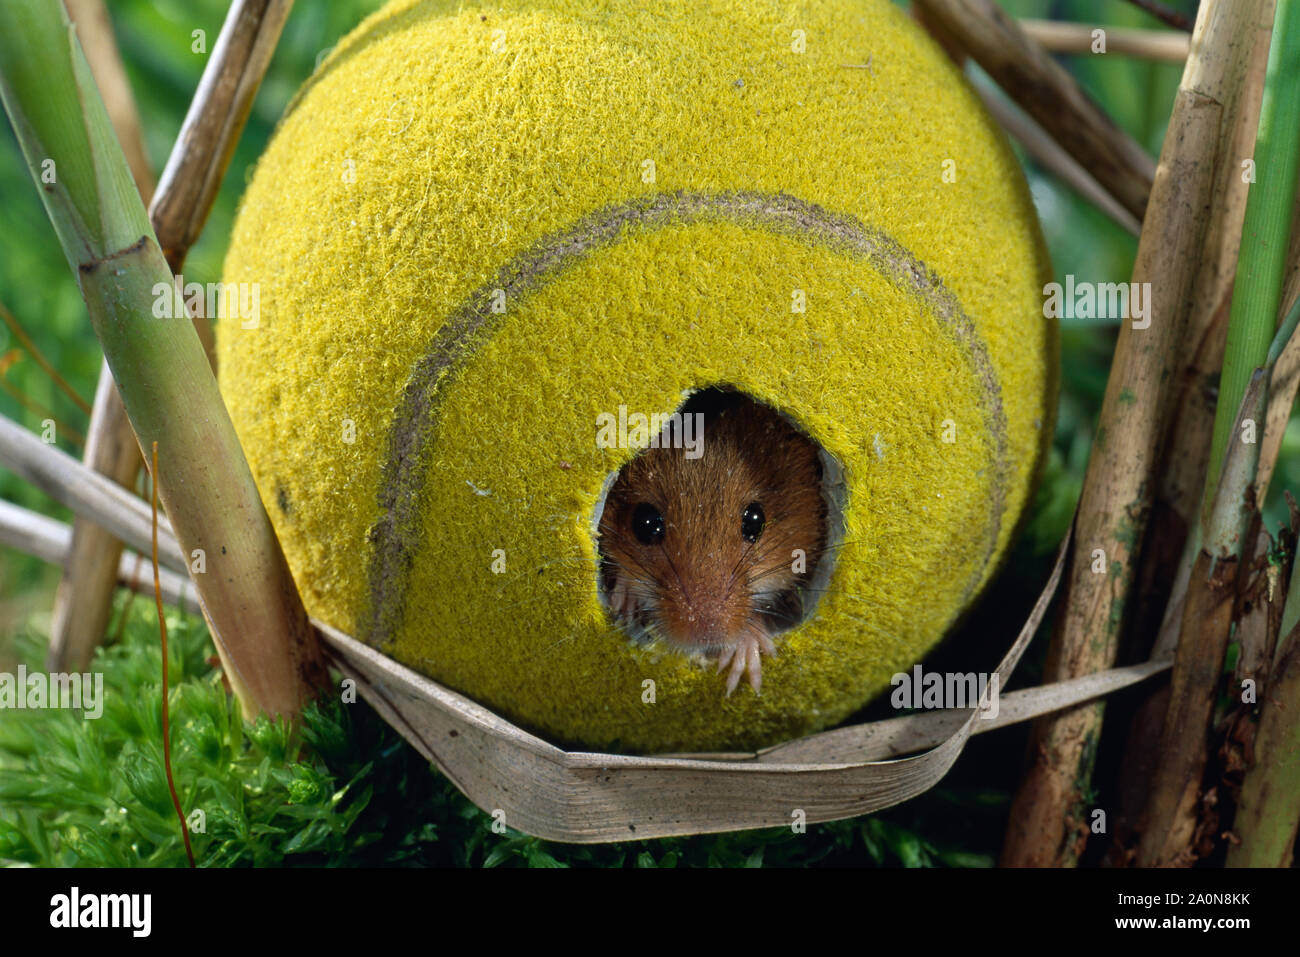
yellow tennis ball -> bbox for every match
[218,0,1057,753]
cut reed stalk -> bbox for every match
[48,0,293,673]
[1137,0,1300,862]
[0,0,324,719]
[49,0,158,674]
[1140,0,1277,663]
[1136,371,1267,865]
[1106,0,1277,855]
[150,0,294,269]
[1001,0,1260,867]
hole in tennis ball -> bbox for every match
[591,387,844,655]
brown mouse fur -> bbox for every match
[597,389,828,694]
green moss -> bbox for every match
[0,595,994,868]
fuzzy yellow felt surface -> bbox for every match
[218,0,1058,753]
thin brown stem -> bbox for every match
[0,369,86,448]
[0,301,91,415]
[974,82,1141,236]
[149,441,195,868]
[1125,0,1196,32]
[1020,20,1190,61]
[912,0,1156,223]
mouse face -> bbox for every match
[597,390,828,693]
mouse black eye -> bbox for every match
[632,503,665,546]
[741,502,765,543]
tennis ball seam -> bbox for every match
[364,188,1010,646]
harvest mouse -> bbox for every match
[597,388,828,695]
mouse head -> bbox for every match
[597,389,829,653]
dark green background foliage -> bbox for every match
[0,0,1252,866]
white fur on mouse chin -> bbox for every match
[608,574,783,696]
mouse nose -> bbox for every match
[671,581,742,646]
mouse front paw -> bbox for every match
[716,630,777,696]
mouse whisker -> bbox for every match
[654,540,695,609]
[724,536,761,595]
[744,560,809,587]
